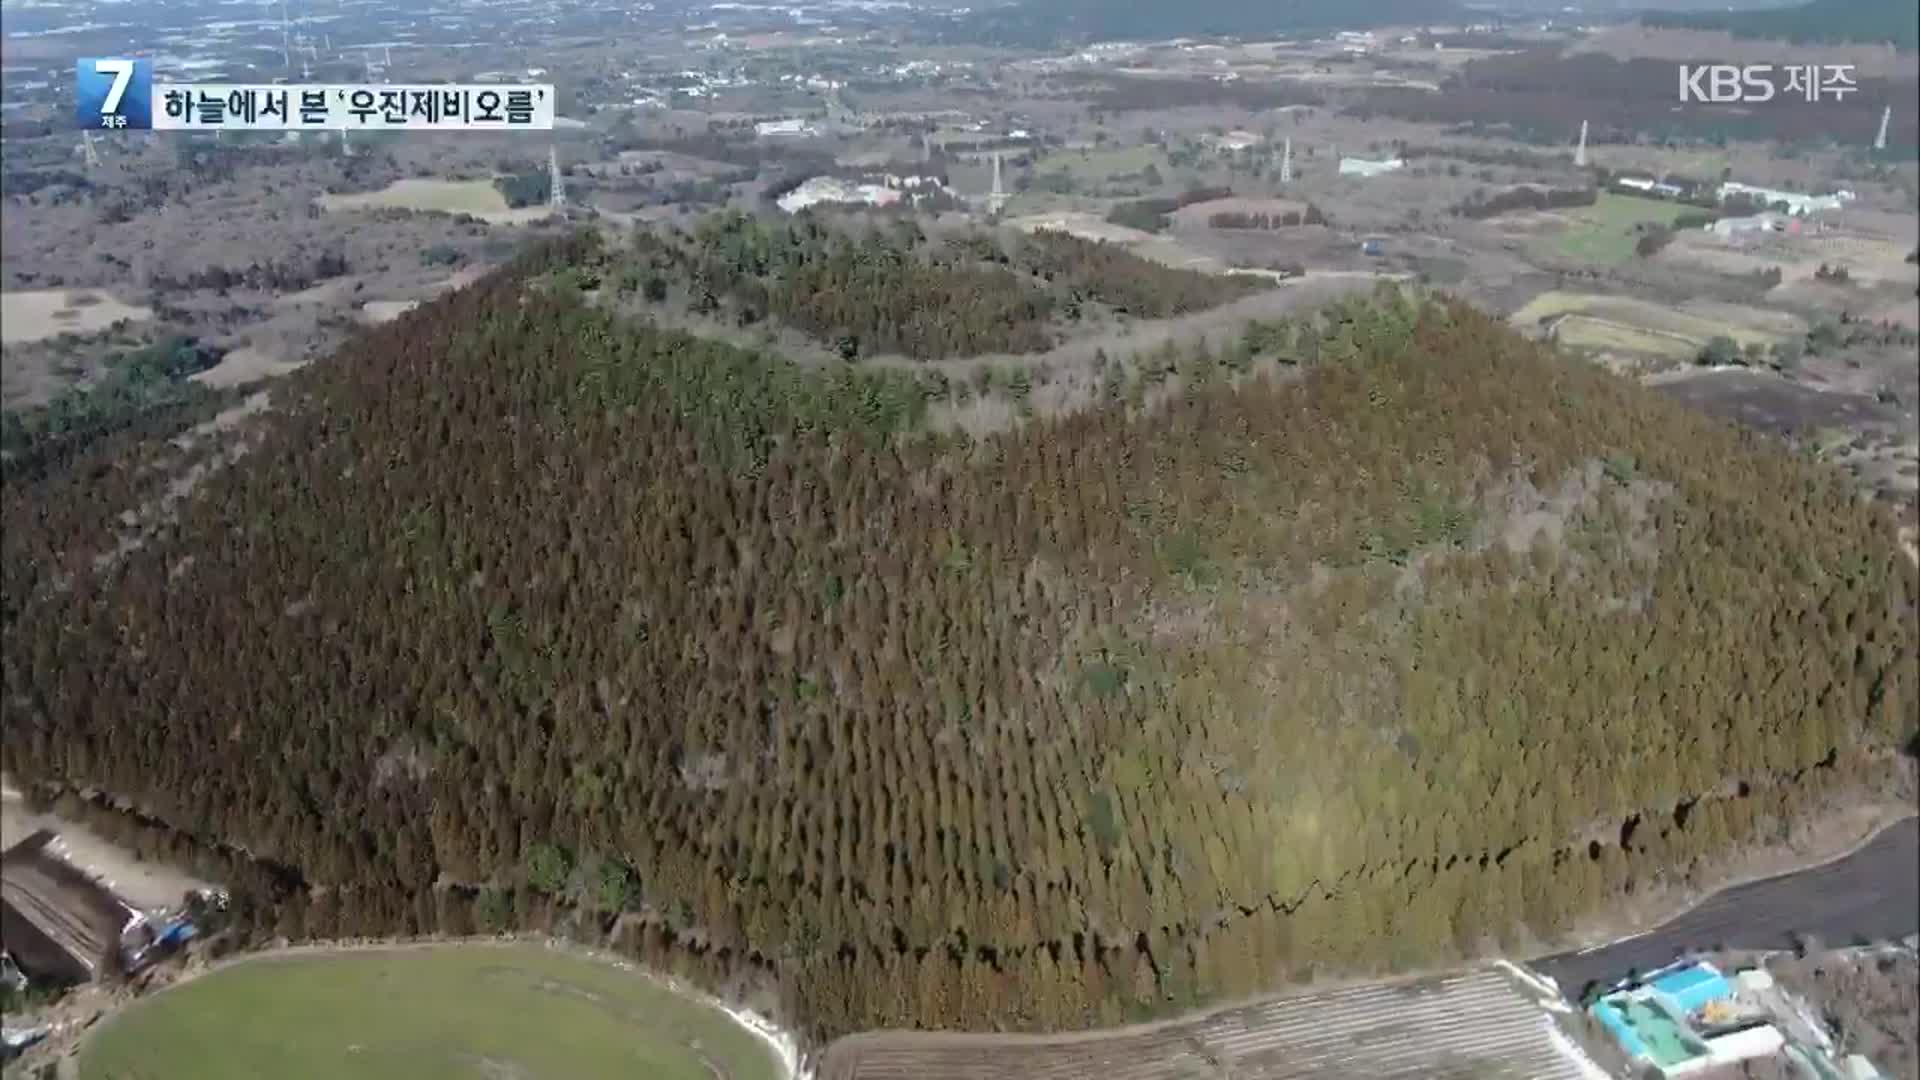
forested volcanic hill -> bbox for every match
[3,233,1915,1045]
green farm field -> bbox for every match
[1545,193,1696,265]
[80,945,784,1080]
[1035,143,1172,187]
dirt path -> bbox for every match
[0,787,212,912]
[1531,799,1919,962]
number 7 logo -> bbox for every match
[95,59,134,113]
[75,57,152,129]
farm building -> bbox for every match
[1589,960,1827,1068]
[1709,212,1788,239]
[755,117,815,138]
[1207,130,1264,153]
[1617,176,1688,199]
[775,176,903,213]
[0,830,145,987]
[1338,156,1405,178]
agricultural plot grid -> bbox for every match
[820,966,1596,1079]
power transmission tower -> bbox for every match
[1279,137,1293,184]
[80,129,101,169]
[987,150,1007,215]
[1875,105,1891,151]
[1574,119,1588,167]
[549,144,566,210]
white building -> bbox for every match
[775,176,904,213]
[1709,212,1787,239]
[1693,1026,1784,1073]
[756,118,815,138]
[1209,130,1264,152]
[1338,156,1405,178]
[1717,181,1854,217]
[1617,175,1684,197]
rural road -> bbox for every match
[1532,816,1920,1000]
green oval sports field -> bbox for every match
[81,944,783,1080]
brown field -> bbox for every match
[1004,212,1231,273]
[1,288,152,346]
[818,966,1598,1080]
[1649,368,1901,436]
[316,178,553,225]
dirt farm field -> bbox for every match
[818,966,1602,1080]
[79,944,785,1080]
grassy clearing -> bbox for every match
[316,179,552,223]
[1552,314,1698,358]
[80,945,783,1080]
[1,289,152,346]
[1544,193,1695,266]
[1513,290,1799,358]
[1043,144,1167,184]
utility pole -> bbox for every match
[1574,119,1588,168]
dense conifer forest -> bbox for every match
[2,231,1914,1046]
[615,213,1269,360]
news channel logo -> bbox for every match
[1678,63,1858,104]
[75,57,154,129]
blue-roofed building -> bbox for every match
[1649,963,1733,1015]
